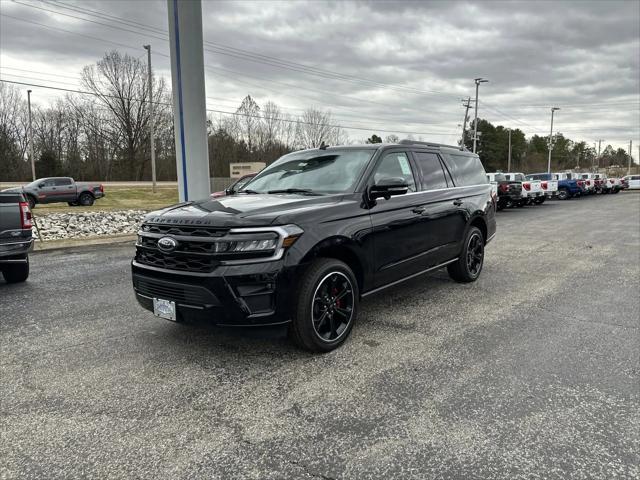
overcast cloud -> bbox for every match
[1,0,638,153]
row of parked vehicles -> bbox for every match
[487,171,634,210]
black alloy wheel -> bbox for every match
[448,226,484,283]
[466,232,484,277]
[557,188,569,200]
[311,271,354,342]
[289,258,359,352]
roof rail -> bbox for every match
[398,139,469,151]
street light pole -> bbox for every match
[144,44,157,193]
[547,107,560,174]
[27,89,35,181]
[629,140,633,175]
[473,78,488,154]
[507,128,512,171]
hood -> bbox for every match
[144,193,343,228]
[1,187,22,193]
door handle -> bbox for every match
[412,207,426,214]
[453,199,463,206]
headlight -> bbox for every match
[214,238,279,253]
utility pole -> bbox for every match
[596,139,603,171]
[27,89,35,181]
[144,44,157,193]
[460,97,471,148]
[473,78,488,154]
[507,128,512,171]
[547,107,560,174]
[629,140,633,175]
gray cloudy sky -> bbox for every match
[1,0,639,154]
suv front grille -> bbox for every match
[136,249,219,273]
[135,223,281,273]
[141,224,228,237]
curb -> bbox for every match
[32,234,137,253]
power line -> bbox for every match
[24,0,463,100]
[1,9,458,121]
[0,79,460,137]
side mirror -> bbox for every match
[38,183,45,188]
[370,177,409,200]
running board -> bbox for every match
[361,258,458,298]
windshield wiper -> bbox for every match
[238,189,260,194]
[267,188,318,195]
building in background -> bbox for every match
[229,162,266,178]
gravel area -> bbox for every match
[32,210,147,240]
[1,193,639,479]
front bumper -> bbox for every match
[131,260,298,326]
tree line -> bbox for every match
[0,50,633,182]
[0,51,347,182]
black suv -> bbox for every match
[132,140,496,352]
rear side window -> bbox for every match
[413,152,448,190]
[442,153,487,186]
[54,178,72,186]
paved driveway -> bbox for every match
[1,193,639,479]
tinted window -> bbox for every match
[244,149,373,194]
[442,153,487,186]
[413,152,447,190]
[494,173,506,182]
[632,176,640,180]
[42,179,56,187]
[372,152,416,192]
[54,178,72,186]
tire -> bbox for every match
[557,188,570,200]
[612,188,620,194]
[67,202,79,206]
[534,197,546,205]
[497,201,505,211]
[517,199,525,207]
[288,258,359,353]
[447,226,484,283]
[26,195,36,210]
[2,257,29,283]
[78,192,94,206]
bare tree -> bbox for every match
[81,50,166,180]
[234,95,261,153]
[295,107,346,149]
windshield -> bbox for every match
[241,149,375,194]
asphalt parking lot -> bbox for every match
[1,193,639,479]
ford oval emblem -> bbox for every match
[157,236,178,252]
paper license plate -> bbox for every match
[153,298,176,321]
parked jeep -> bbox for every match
[132,141,496,352]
